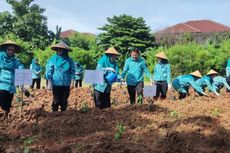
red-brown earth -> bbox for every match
[0,85,230,153]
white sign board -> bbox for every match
[84,70,104,84]
[143,85,157,97]
[14,69,32,86]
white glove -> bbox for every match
[168,84,172,89]
[105,67,116,72]
[214,92,220,96]
[202,92,208,96]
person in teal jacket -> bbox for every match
[121,48,152,104]
[153,51,171,100]
[74,62,84,88]
[213,76,230,93]
[226,59,230,92]
[46,42,75,112]
[195,69,219,96]
[93,47,120,109]
[30,58,42,89]
[172,70,207,99]
[0,40,24,116]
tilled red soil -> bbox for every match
[0,86,230,153]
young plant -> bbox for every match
[114,124,125,140]
[210,108,221,117]
[23,136,37,153]
[81,103,89,113]
[169,110,179,118]
[137,95,143,105]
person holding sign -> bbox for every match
[0,40,24,117]
[46,42,75,112]
[121,48,152,104]
[30,58,42,89]
[172,70,207,99]
[152,51,171,100]
[74,62,84,88]
[93,47,120,109]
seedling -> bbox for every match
[210,108,221,117]
[81,103,89,113]
[169,110,179,118]
[114,124,125,140]
[137,95,143,105]
[23,136,37,153]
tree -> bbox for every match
[0,0,54,49]
[97,14,155,66]
[97,14,154,53]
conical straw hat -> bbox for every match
[155,51,168,59]
[51,42,72,52]
[207,69,218,75]
[104,47,120,55]
[0,40,22,52]
[190,70,202,78]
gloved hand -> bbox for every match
[168,84,172,89]
[105,67,116,72]
[214,92,220,96]
[202,92,208,97]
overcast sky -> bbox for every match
[0,0,230,34]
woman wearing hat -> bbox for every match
[93,47,120,109]
[195,70,220,96]
[172,70,207,99]
[213,75,230,93]
[46,42,75,112]
[121,48,152,104]
[30,58,42,89]
[152,51,171,100]
[0,40,24,117]
[74,62,84,88]
[226,59,230,92]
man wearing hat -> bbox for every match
[152,51,171,100]
[46,42,75,112]
[226,59,230,92]
[121,48,152,104]
[172,70,207,99]
[195,70,220,96]
[93,47,120,109]
[0,40,24,117]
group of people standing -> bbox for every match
[0,40,230,117]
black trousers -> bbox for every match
[75,80,82,88]
[127,82,144,104]
[0,90,14,112]
[227,76,230,92]
[52,86,70,111]
[93,89,110,109]
[31,78,41,89]
[154,81,168,99]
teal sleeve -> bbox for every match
[121,60,129,79]
[167,64,171,84]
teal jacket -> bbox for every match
[46,54,75,86]
[0,51,24,93]
[94,54,119,93]
[213,76,230,90]
[195,75,217,93]
[153,62,171,83]
[30,58,42,79]
[121,57,151,86]
[74,62,84,80]
[226,59,230,77]
[172,74,203,94]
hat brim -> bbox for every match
[0,43,22,53]
[51,46,72,52]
